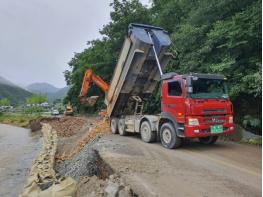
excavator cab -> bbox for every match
[65,103,74,116]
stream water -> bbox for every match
[0,124,42,197]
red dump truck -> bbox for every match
[82,24,235,149]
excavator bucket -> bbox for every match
[81,96,99,107]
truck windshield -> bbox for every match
[189,78,228,99]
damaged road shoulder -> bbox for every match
[20,123,77,197]
[21,117,136,197]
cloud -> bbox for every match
[0,0,149,88]
[0,0,111,88]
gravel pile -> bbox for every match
[55,139,113,181]
[243,130,261,139]
[43,117,87,137]
[56,120,111,161]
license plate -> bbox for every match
[210,125,223,133]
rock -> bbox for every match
[55,146,113,181]
[105,181,120,197]
[118,186,132,197]
[243,130,261,139]
[109,175,115,180]
[87,191,96,197]
[29,119,42,131]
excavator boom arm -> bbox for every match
[79,68,109,106]
[91,75,109,93]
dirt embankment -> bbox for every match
[0,113,43,128]
[42,116,88,137]
[42,116,136,197]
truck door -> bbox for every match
[162,79,185,123]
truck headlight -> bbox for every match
[188,118,199,126]
[229,116,233,123]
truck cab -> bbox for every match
[159,73,235,148]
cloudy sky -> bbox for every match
[0,0,149,88]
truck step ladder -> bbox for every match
[132,96,144,115]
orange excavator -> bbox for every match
[79,68,109,108]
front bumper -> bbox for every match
[184,123,235,137]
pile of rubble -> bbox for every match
[43,117,87,137]
[55,134,135,197]
[21,115,137,197]
[56,147,113,181]
[56,120,111,161]
[77,174,136,197]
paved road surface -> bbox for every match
[95,134,261,197]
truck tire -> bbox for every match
[160,122,182,149]
[118,119,127,136]
[140,121,156,143]
[111,118,118,134]
[199,136,218,145]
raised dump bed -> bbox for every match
[105,23,172,117]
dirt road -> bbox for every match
[93,134,261,197]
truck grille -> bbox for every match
[203,116,225,124]
[203,109,226,113]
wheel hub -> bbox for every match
[162,128,171,144]
[142,125,149,136]
[118,120,125,134]
[111,121,116,130]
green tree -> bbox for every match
[150,0,261,128]
[26,94,47,105]
[64,0,151,113]
[0,98,10,106]
[64,0,261,131]
[25,94,48,114]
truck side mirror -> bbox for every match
[185,76,193,93]
[186,76,192,87]
[186,76,193,93]
[186,86,193,93]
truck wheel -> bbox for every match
[140,121,156,143]
[199,136,218,145]
[118,119,126,136]
[160,122,182,149]
[111,118,118,134]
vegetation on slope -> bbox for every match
[27,83,69,102]
[0,83,32,105]
[64,0,261,132]
[0,112,42,128]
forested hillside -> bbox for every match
[27,83,59,94]
[64,0,261,131]
[27,83,69,102]
[0,83,32,105]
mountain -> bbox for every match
[27,83,69,102]
[0,77,68,105]
[27,83,59,94]
[50,86,70,100]
[0,76,32,105]
[0,76,16,86]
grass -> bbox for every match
[240,138,262,145]
[0,112,42,128]
[220,125,243,142]
[220,124,261,145]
